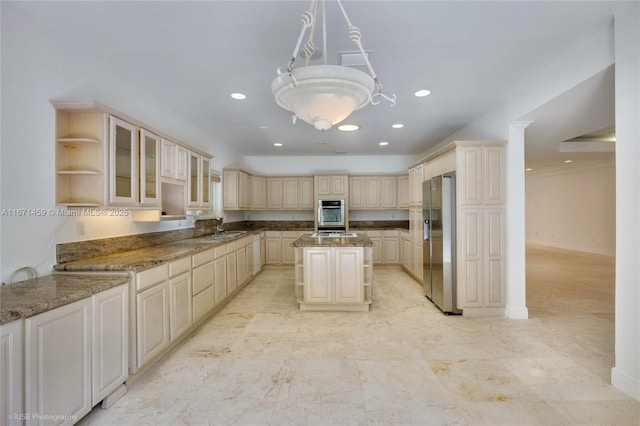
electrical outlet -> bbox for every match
[76,221,85,236]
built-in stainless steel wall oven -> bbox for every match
[317,199,346,232]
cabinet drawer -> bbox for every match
[136,264,169,292]
[282,231,297,238]
[170,256,191,277]
[265,231,281,238]
[383,230,399,237]
[192,262,214,295]
[193,286,215,323]
[366,230,382,237]
[192,249,214,268]
[214,246,226,259]
[226,241,237,253]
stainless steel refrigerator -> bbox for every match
[423,172,460,314]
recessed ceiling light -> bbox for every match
[259,125,268,130]
[273,142,283,147]
[391,123,404,129]
[337,124,360,132]
[378,141,389,146]
[414,89,431,97]
[564,159,573,163]
[230,93,246,100]
[526,168,533,171]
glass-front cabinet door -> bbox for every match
[201,158,210,207]
[140,129,161,206]
[109,116,138,205]
[188,152,201,207]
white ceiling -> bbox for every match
[6,0,620,166]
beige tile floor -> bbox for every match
[79,245,640,425]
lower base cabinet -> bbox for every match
[24,284,128,426]
[136,282,170,369]
[25,298,92,425]
[92,285,128,407]
[1,320,23,426]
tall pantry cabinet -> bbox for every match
[420,140,506,316]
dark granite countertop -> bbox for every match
[54,230,263,273]
[291,233,374,248]
[0,274,129,324]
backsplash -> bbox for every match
[56,219,408,264]
[56,219,220,263]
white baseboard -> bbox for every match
[505,306,529,319]
[612,367,640,401]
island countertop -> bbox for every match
[291,233,374,248]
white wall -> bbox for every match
[243,155,412,175]
[0,5,243,283]
[526,162,616,255]
[612,5,640,400]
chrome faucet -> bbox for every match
[216,217,224,234]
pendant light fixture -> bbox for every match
[271,0,396,131]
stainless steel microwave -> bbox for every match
[317,199,345,229]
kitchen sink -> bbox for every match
[216,231,247,237]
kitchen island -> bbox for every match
[291,233,374,312]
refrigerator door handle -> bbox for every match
[423,219,430,241]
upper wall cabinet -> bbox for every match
[54,106,108,206]
[53,100,213,212]
[223,169,252,210]
[160,139,188,182]
[139,129,161,207]
[109,116,138,205]
[349,175,399,210]
[187,152,211,209]
[314,175,348,200]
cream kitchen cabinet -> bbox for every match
[314,174,348,199]
[54,106,107,207]
[349,176,398,210]
[214,246,228,304]
[382,230,400,264]
[236,240,248,286]
[139,129,161,206]
[160,138,188,182]
[298,177,314,209]
[21,285,128,426]
[91,284,128,407]
[251,175,267,209]
[283,177,299,209]
[53,100,210,211]
[408,163,424,207]
[187,152,211,209]
[135,267,170,370]
[299,247,368,310]
[226,243,238,293]
[168,257,192,340]
[223,169,252,210]
[366,230,400,264]
[397,175,410,208]
[1,320,23,426]
[265,231,283,264]
[267,177,283,209]
[109,116,139,206]
[265,231,305,265]
[192,250,214,323]
[282,231,299,264]
[454,142,506,314]
[25,298,92,425]
[349,176,365,209]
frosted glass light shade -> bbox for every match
[272,65,375,130]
